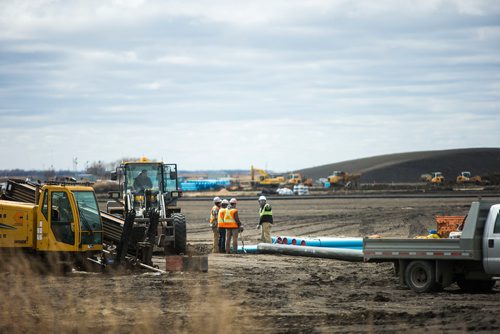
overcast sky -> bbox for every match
[1,0,499,172]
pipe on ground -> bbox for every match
[256,243,363,262]
[237,245,259,253]
[273,236,363,248]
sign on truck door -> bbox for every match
[483,204,500,275]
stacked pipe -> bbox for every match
[2,179,38,203]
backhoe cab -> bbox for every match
[109,159,187,255]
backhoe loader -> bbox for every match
[108,157,187,256]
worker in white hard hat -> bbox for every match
[257,195,273,243]
[222,198,242,254]
[209,197,222,253]
[217,199,229,253]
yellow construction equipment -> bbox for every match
[327,171,361,188]
[286,172,313,186]
[250,166,285,187]
[108,157,186,255]
[421,172,445,185]
[0,183,102,264]
[456,171,482,184]
[431,172,445,185]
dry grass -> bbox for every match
[0,251,252,333]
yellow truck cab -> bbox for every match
[0,184,102,255]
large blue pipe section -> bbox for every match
[271,236,363,249]
[257,243,363,262]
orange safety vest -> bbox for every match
[217,208,227,227]
[210,205,219,224]
[219,208,239,229]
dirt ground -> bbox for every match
[2,196,500,333]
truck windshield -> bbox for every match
[125,163,162,193]
[73,191,102,245]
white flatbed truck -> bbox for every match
[363,201,500,293]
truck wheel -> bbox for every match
[172,213,187,255]
[456,277,495,293]
[405,260,439,293]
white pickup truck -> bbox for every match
[364,201,500,293]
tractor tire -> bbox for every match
[457,277,496,293]
[172,213,187,255]
[405,260,440,293]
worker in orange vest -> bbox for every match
[217,199,229,253]
[209,197,222,253]
[222,198,243,254]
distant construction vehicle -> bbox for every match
[327,171,361,188]
[456,171,482,184]
[286,172,313,186]
[0,182,103,268]
[108,157,186,255]
[250,165,285,188]
[421,172,445,185]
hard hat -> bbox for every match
[258,195,266,201]
[213,196,222,203]
[221,199,229,205]
[229,198,237,204]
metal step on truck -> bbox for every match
[363,201,500,293]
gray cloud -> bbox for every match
[1,0,499,171]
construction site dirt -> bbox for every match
[2,196,500,333]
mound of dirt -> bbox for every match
[300,147,500,183]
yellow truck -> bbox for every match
[0,183,102,264]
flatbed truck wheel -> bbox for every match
[405,260,440,293]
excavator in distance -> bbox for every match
[250,165,285,188]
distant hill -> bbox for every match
[299,148,500,183]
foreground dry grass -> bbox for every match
[0,252,252,334]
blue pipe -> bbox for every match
[237,244,259,253]
[257,243,363,261]
[272,236,363,248]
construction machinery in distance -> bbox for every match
[108,157,187,256]
[286,172,313,186]
[327,171,361,189]
[421,172,445,185]
[456,171,482,184]
[0,181,103,269]
[250,165,285,188]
